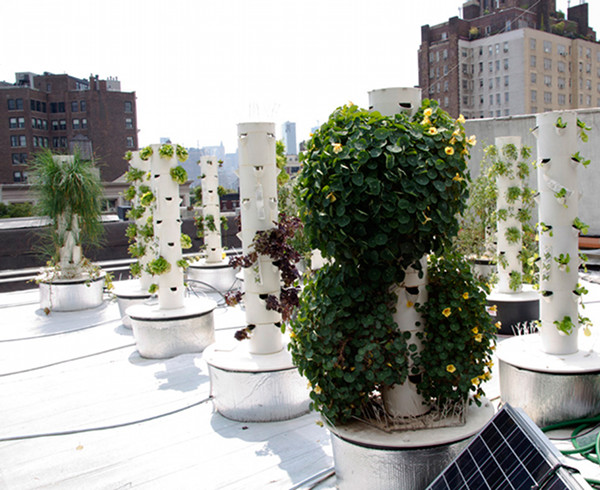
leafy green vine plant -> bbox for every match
[289,101,493,425]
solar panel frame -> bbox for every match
[426,404,590,490]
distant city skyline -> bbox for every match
[1,0,595,154]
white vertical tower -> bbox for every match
[368,87,430,418]
[536,112,579,355]
[149,144,185,310]
[238,123,282,355]
[200,155,224,264]
[495,136,523,294]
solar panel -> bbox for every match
[427,404,590,490]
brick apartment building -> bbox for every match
[0,72,137,184]
[418,0,598,119]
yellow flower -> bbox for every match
[495,321,502,329]
[421,117,430,126]
[486,360,494,368]
[424,108,433,117]
[488,304,498,313]
[332,143,343,154]
[475,334,483,342]
[471,377,480,385]
[453,173,464,182]
[290,331,296,339]
[449,137,457,145]
[472,327,479,334]
[452,128,461,137]
[445,146,455,156]
[428,127,438,135]
[406,301,414,308]
[446,364,456,373]
[457,114,466,124]
[462,292,469,300]
[326,192,336,202]
[222,251,227,260]
[442,307,452,317]
[467,135,477,146]
[461,148,470,156]
[314,385,322,395]
[421,213,432,224]
[584,326,592,337]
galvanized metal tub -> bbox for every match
[187,259,238,292]
[39,273,105,312]
[127,297,216,359]
[497,334,600,426]
[328,401,495,490]
[487,287,540,335]
[204,343,310,422]
[112,280,153,328]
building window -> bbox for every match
[543,41,552,53]
[443,96,449,107]
[544,75,552,87]
[52,120,59,131]
[530,55,536,68]
[495,76,500,88]
[125,118,134,129]
[7,98,23,111]
[505,92,509,103]
[586,79,592,90]
[495,44,499,54]
[531,90,537,103]
[126,136,134,147]
[429,52,434,62]
[557,44,566,56]
[429,68,434,79]
[558,94,566,105]
[490,94,494,105]
[504,59,509,70]
[441,32,447,40]
[503,41,509,53]
[543,58,552,70]
[587,95,592,106]
[479,62,483,73]
[488,45,493,56]
[80,100,86,112]
[495,60,500,71]
[586,63,591,73]
[462,63,468,74]
[9,117,17,129]
[124,101,133,113]
[531,72,537,83]
[489,79,493,89]
[443,81,449,92]
[12,153,27,165]
[53,137,59,148]
[544,92,552,104]
[586,48,591,59]
[485,25,491,35]
[71,101,78,112]
[443,49,448,60]
[13,171,24,183]
[530,38,536,50]
[462,49,468,58]
[60,137,67,148]
[59,120,67,130]
[558,77,566,89]
[558,61,566,73]
[479,78,484,88]
[504,75,509,87]
[443,65,448,75]
[489,61,493,72]
[72,119,80,130]
[10,135,26,147]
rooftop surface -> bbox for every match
[1,274,600,489]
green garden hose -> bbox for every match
[541,415,600,488]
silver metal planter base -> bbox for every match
[497,334,600,426]
[112,280,153,328]
[39,274,105,312]
[187,259,237,292]
[328,401,494,490]
[204,342,310,422]
[127,297,217,359]
[487,287,540,335]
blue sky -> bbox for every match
[1,0,594,152]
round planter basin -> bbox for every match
[187,259,238,292]
[112,280,153,328]
[127,297,217,359]
[39,273,105,312]
[204,342,310,422]
[327,401,494,490]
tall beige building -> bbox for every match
[419,0,598,119]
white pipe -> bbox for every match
[369,88,430,418]
[238,123,282,355]
[536,112,579,355]
[200,155,224,264]
[494,136,523,293]
[149,144,185,310]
